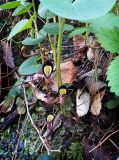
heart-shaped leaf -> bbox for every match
[7,18,33,40]
[69,26,92,37]
[38,2,55,19]
[43,23,74,35]
[40,0,116,21]
[22,29,47,45]
[18,55,42,75]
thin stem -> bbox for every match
[57,17,65,87]
[48,34,57,65]
[32,0,38,33]
[53,17,57,66]
[31,0,45,63]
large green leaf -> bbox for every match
[22,29,47,45]
[38,2,55,19]
[106,56,119,95]
[18,55,42,75]
[96,28,119,54]
[7,18,33,40]
[12,2,32,16]
[40,0,116,21]
[43,23,74,35]
[0,1,20,9]
[69,26,92,37]
[91,13,119,31]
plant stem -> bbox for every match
[57,17,65,87]
[32,0,38,34]
[53,17,57,66]
[32,0,44,63]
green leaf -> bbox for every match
[106,99,119,109]
[0,1,20,9]
[91,13,119,31]
[7,18,33,40]
[43,23,74,35]
[12,2,32,16]
[69,26,92,38]
[106,56,119,95]
[17,0,27,6]
[40,0,116,21]
[38,2,55,19]
[22,29,47,45]
[18,55,42,75]
[36,154,52,160]
[96,28,119,54]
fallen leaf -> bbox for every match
[49,61,77,91]
[80,69,102,80]
[76,89,91,117]
[29,82,55,104]
[0,96,15,113]
[90,90,105,116]
[61,61,77,83]
[1,41,15,68]
[73,35,87,60]
[85,77,106,96]
[73,35,87,50]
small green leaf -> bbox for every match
[43,23,74,35]
[36,154,53,160]
[22,29,47,45]
[69,26,92,38]
[106,99,119,109]
[18,55,42,75]
[96,28,119,54]
[38,2,55,19]
[12,2,32,16]
[7,18,33,40]
[0,1,20,9]
[106,56,119,95]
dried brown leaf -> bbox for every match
[1,41,15,68]
[85,77,106,96]
[90,90,105,116]
[80,69,102,80]
[73,35,87,59]
[49,61,77,91]
[0,96,15,113]
[29,82,55,104]
[61,61,77,84]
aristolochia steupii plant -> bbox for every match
[0,0,117,157]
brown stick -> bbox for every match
[89,129,119,153]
